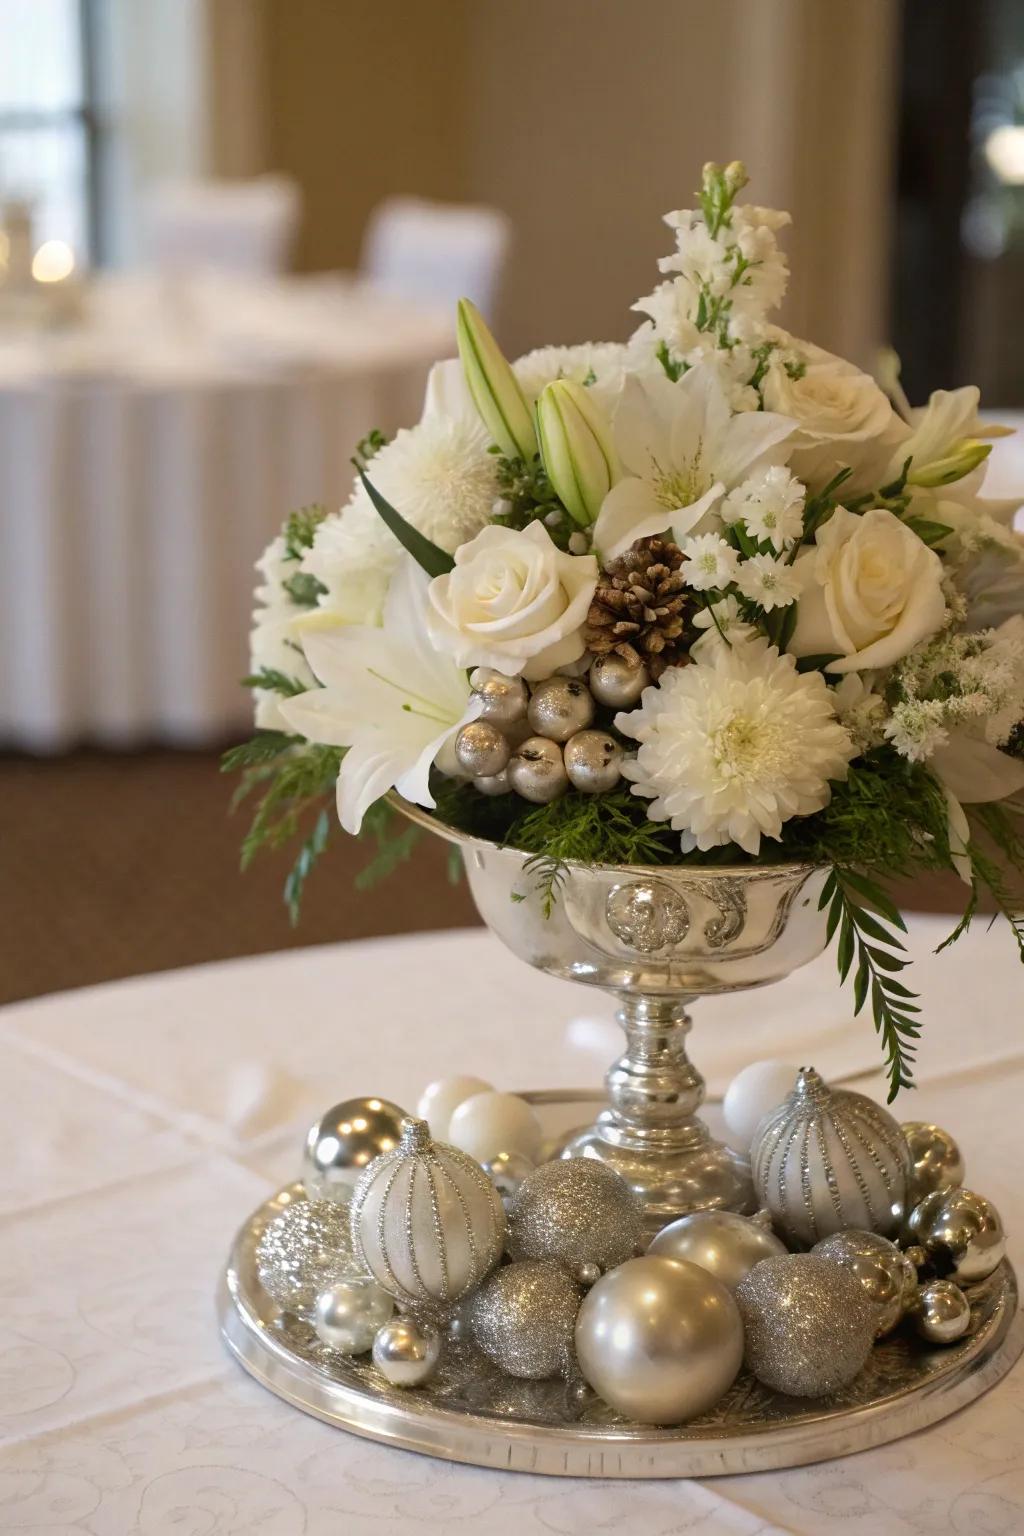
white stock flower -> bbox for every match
[722,465,805,550]
[689,594,758,660]
[249,534,316,730]
[514,342,631,415]
[735,552,801,611]
[615,642,854,855]
[680,533,739,592]
[762,350,902,491]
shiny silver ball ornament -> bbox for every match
[371,1315,442,1386]
[904,1186,1006,1285]
[911,1279,972,1345]
[470,667,529,729]
[481,1149,534,1204]
[255,1196,360,1315]
[576,1261,602,1288]
[902,1121,966,1203]
[735,1253,877,1397]
[313,1275,394,1354]
[649,1209,787,1293]
[575,1257,743,1424]
[527,676,595,741]
[563,730,624,794]
[473,768,510,796]
[454,720,510,778]
[903,1244,929,1272]
[302,1096,407,1202]
[812,1229,918,1336]
[589,652,649,708]
[507,736,568,803]
[508,1158,644,1275]
[470,1260,583,1379]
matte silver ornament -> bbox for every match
[904,1186,1006,1285]
[313,1275,394,1354]
[255,1196,360,1315]
[470,1260,582,1379]
[575,1256,743,1424]
[527,676,595,741]
[902,1121,966,1203]
[470,667,529,729]
[735,1253,877,1397]
[812,1229,918,1336]
[588,653,649,708]
[648,1209,786,1292]
[481,1149,534,1204]
[751,1067,911,1246]
[911,1279,972,1345]
[371,1314,442,1385]
[302,1096,407,1202]
[507,736,568,803]
[563,730,624,794]
[455,720,511,778]
[473,768,510,796]
[508,1158,644,1275]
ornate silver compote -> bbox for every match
[395,798,831,1232]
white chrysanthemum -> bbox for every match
[514,342,631,414]
[680,533,739,592]
[735,552,801,610]
[249,534,316,730]
[722,465,805,551]
[689,594,758,660]
[615,643,855,854]
[301,502,396,627]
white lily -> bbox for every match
[278,559,478,834]
[457,298,537,461]
[592,362,795,561]
[886,384,1012,489]
[536,378,618,526]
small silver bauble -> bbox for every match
[313,1275,394,1354]
[649,1209,787,1293]
[474,769,510,796]
[507,736,568,803]
[454,719,510,778]
[470,1259,583,1379]
[563,730,624,794]
[735,1253,877,1398]
[526,676,595,742]
[588,653,649,708]
[470,667,529,728]
[481,1149,535,1204]
[508,1158,644,1276]
[902,1121,966,1203]
[911,1279,972,1345]
[812,1229,918,1336]
[575,1256,743,1424]
[371,1314,442,1386]
[903,1186,1006,1285]
[302,1096,406,1202]
[255,1196,359,1315]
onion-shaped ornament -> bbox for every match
[751,1067,911,1246]
[349,1117,505,1308]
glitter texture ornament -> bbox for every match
[812,1229,918,1336]
[648,1209,786,1292]
[751,1067,911,1246]
[372,1315,442,1386]
[507,736,568,803]
[313,1275,394,1354]
[904,1186,1006,1285]
[350,1117,505,1308]
[527,676,595,741]
[563,730,624,793]
[902,1121,966,1203]
[507,1158,644,1280]
[455,720,511,777]
[302,1096,407,1202]
[735,1253,877,1397]
[911,1279,972,1345]
[256,1196,360,1315]
[469,1259,582,1379]
[470,667,529,729]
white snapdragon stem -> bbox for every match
[457,298,537,461]
[536,378,618,527]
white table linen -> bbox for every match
[1,918,1022,1534]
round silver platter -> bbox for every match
[218,1091,1024,1479]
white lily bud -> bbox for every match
[536,379,618,528]
[907,439,992,488]
[456,298,536,461]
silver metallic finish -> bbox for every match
[455,720,511,778]
[563,730,624,794]
[904,1187,1006,1285]
[313,1276,394,1354]
[527,676,595,741]
[474,768,511,796]
[303,1096,407,1202]
[481,1149,534,1204]
[371,1315,442,1386]
[508,1159,643,1273]
[507,736,569,803]
[575,1257,744,1424]
[812,1230,918,1337]
[736,1254,877,1398]
[649,1209,786,1292]
[255,1195,360,1316]
[605,880,690,951]
[470,1260,582,1379]
[470,667,529,729]
[589,653,649,708]
[902,1121,966,1203]
[911,1280,972,1345]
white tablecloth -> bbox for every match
[1,919,1022,1534]
[0,275,453,750]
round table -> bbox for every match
[1,919,1021,1533]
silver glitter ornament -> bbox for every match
[508,1158,644,1279]
[735,1253,877,1398]
[563,730,624,794]
[575,1257,743,1424]
[648,1209,786,1292]
[903,1186,1006,1285]
[589,653,649,709]
[481,1149,534,1204]
[255,1196,360,1316]
[371,1314,442,1386]
[902,1121,966,1203]
[302,1096,406,1202]
[473,768,510,796]
[507,736,568,803]
[751,1067,911,1246]
[527,676,595,741]
[314,1275,394,1354]
[350,1117,505,1307]
[911,1279,972,1345]
[454,720,511,778]
[470,667,529,729]
[812,1229,918,1336]
[470,1259,582,1379]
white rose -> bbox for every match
[426,521,598,679]
[789,507,947,673]
[762,352,903,490]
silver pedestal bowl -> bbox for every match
[394,797,831,1232]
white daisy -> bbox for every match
[735,552,801,611]
[722,465,805,551]
[689,595,758,660]
[680,533,740,592]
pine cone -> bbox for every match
[583,537,691,679]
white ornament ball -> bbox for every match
[416,1075,494,1140]
[722,1060,799,1153]
[648,1209,786,1292]
[448,1091,543,1164]
[371,1315,442,1386]
[507,736,568,803]
[527,676,595,741]
[589,653,649,708]
[313,1276,394,1354]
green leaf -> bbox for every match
[221,731,297,772]
[357,467,455,578]
[283,570,328,608]
[837,869,908,929]
[837,915,855,981]
[241,668,308,697]
[904,516,954,549]
[851,908,906,949]
[284,808,331,926]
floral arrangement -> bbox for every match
[229,161,1024,1097]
